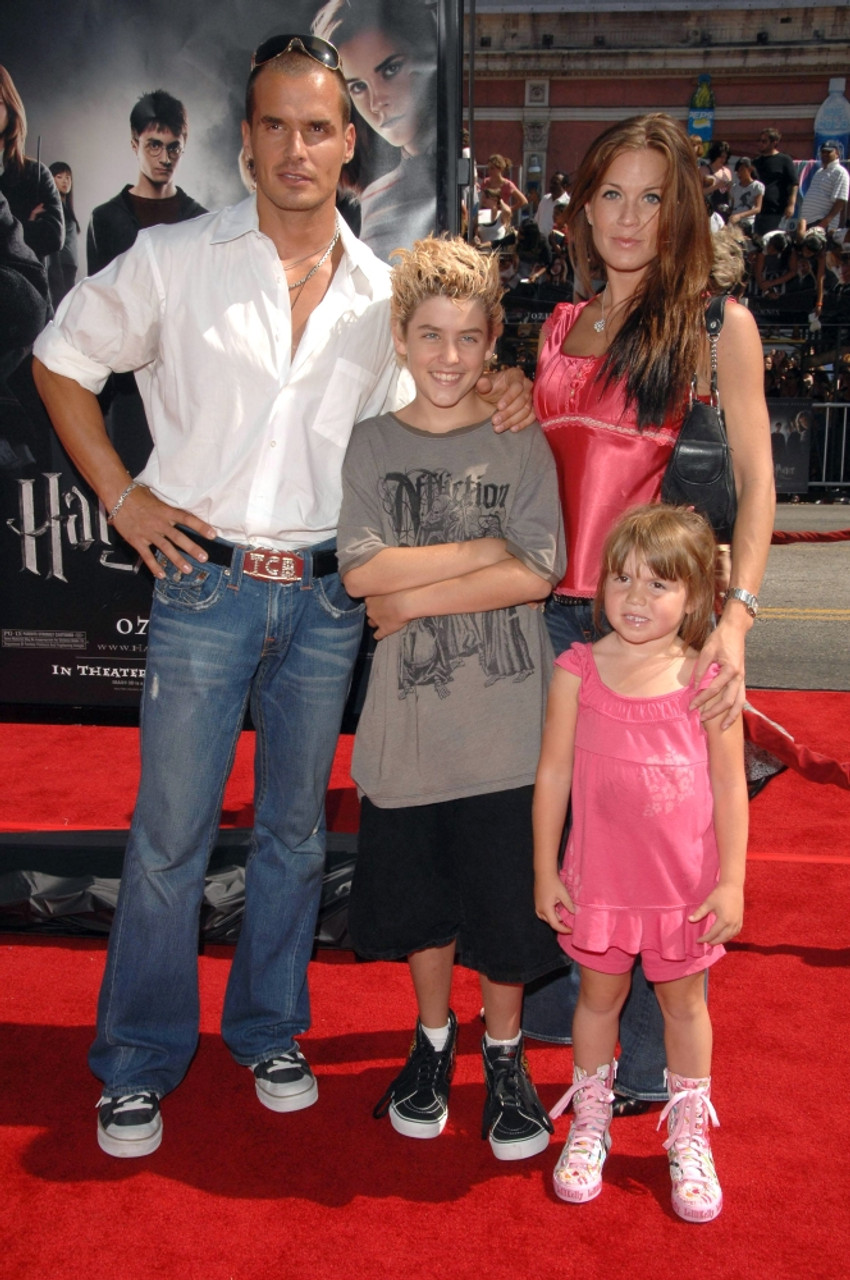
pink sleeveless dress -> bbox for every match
[555,642,725,967]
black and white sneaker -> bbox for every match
[373,1011,457,1139]
[97,1091,162,1158]
[252,1046,319,1113]
[482,1037,553,1161]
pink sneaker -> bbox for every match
[549,1062,615,1203]
[658,1071,722,1222]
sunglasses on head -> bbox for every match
[251,34,341,72]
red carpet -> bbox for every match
[1,855,849,1280]
[0,696,848,1279]
[0,726,360,834]
[2,691,849,838]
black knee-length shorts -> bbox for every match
[349,785,566,985]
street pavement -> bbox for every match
[747,500,850,692]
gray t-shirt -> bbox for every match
[338,412,566,808]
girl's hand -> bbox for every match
[689,883,744,945]
[534,872,575,933]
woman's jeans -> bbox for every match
[89,541,365,1099]
[521,597,668,1099]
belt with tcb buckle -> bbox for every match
[177,526,338,583]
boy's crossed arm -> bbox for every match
[342,542,551,641]
[342,538,510,598]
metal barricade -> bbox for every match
[809,401,849,492]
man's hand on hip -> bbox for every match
[112,485,217,578]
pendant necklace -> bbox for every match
[286,227,340,292]
[593,287,609,333]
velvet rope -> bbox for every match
[770,528,850,544]
[744,706,850,790]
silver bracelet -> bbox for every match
[107,480,142,524]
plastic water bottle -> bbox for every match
[814,77,850,159]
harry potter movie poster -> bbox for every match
[0,0,461,707]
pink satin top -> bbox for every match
[533,300,684,597]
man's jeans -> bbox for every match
[89,541,364,1098]
[521,597,668,1100]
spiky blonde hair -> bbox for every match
[390,235,505,336]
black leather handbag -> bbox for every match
[660,294,738,543]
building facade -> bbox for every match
[465,3,850,191]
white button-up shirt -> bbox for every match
[34,198,406,549]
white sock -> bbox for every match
[484,1031,521,1050]
[422,1021,451,1052]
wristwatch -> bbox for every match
[723,587,759,618]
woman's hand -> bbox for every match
[689,611,748,729]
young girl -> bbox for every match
[533,504,748,1223]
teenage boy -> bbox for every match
[87,89,206,275]
[337,236,566,1161]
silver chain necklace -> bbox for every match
[286,227,340,291]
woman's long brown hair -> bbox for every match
[567,113,714,429]
[0,65,27,175]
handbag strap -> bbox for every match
[704,293,727,407]
[687,294,728,407]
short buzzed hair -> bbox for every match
[245,50,351,127]
[130,90,188,140]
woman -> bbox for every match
[473,186,512,245]
[727,156,764,236]
[486,154,528,220]
[312,0,437,262]
[704,139,733,220]
[753,229,798,299]
[46,162,79,309]
[0,65,64,261]
[524,113,775,1109]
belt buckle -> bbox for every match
[244,549,302,582]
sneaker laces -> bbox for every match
[658,1081,720,1198]
[482,1047,553,1136]
[96,1092,156,1115]
[373,1031,454,1119]
[259,1050,303,1074]
[550,1069,614,1180]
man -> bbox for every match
[86,89,206,275]
[32,36,530,1159]
[753,128,798,237]
[534,170,569,237]
[798,142,849,239]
